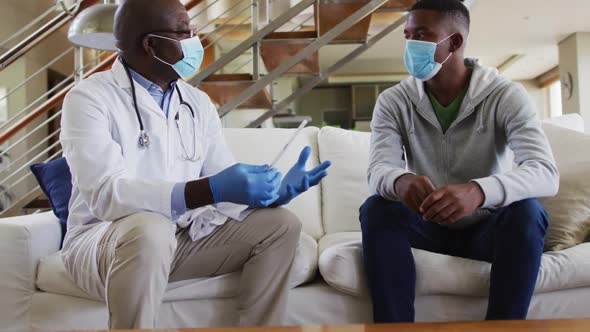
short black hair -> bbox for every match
[411,0,470,31]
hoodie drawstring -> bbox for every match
[476,98,487,134]
[409,105,416,135]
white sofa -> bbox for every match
[1,122,590,331]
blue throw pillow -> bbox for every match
[30,157,72,247]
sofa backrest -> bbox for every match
[543,114,585,133]
[542,122,590,167]
[224,119,589,238]
[224,127,325,240]
[316,121,590,235]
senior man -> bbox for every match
[60,0,331,328]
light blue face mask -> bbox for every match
[149,34,204,80]
[404,34,454,81]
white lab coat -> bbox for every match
[60,59,249,254]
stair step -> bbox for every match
[261,31,320,75]
[317,0,373,42]
[263,31,366,45]
[263,31,318,41]
[198,74,273,109]
[202,73,254,82]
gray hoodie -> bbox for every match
[368,58,559,227]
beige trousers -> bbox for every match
[89,208,301,329]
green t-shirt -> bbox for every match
[426,88,467,133]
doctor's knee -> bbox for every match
[269,208,303,243]
[115,212,177,263]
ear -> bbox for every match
[142,35,156,57]
[449,33,464,53]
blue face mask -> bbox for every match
[149,34,204,80]
[404,34,454,81]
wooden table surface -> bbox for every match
[60,319,590,332]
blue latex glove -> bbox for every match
[209,163,282,207]
[274,146,331,206]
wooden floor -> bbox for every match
[63,319,590,332]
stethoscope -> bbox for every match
[122,60,199,162]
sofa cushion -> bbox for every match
[37,232,318,301]
[541,124,590,250]
[0,212,62,332]
[30,158,72,246]
[37,252,240,301]
[225,127,324,240]
[317,127,370,234]
[318,232,590,297]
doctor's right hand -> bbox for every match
[208,163,282,207]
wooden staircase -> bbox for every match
[317,0,372,43]
[196,0,416,111]
[199,74,273,109]
[260,31,320,75]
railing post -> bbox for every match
[265,0,271,24]
[251,0,260,80]
[74,46,84,82]
[264,0,274,107]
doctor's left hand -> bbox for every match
[274,146,332,206]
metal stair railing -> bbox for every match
[247,13,408,127]
[0,49,109,133]
[216,0,391,117]
[0,0,100,71]
[188,0,317,85]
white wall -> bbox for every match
[517,80,550,120]
[558,32,590,132]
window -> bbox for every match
[549,81,563,118]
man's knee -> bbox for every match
[271,207,302,240]
[116,212,177,263]
[250,207,302,246]
[360,195,411,232]
[500,199,549,240]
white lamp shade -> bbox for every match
[68,4,118,51]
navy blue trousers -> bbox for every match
[359,195,549,323]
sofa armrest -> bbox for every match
[0,212,61,331]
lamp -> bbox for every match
[67,1,119,51]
